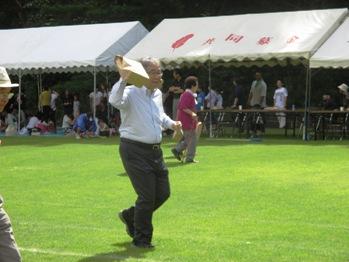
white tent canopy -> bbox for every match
[310,17,349,69]
[0,21,148,75]
[127,9,347,68]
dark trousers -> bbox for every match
[119,138,170,244]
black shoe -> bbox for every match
[132,241,155,249]
[118,210,134,238]
[171,148,182,161]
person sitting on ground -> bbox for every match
[26,113,40,135]
[0,112,6,133]
[62,113,74,135]
[5,108,17,136]
[98,118,114,137]
[73,112,97,139]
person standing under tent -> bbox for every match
[273,80,288,128]
[168,69,184,120]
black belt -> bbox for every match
[121,138,161,150]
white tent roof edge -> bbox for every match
[1,21,149,76]
[126,8,348,68]
[310,16,349,69]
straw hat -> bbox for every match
[337,83,349,93]
[0,67,19,88]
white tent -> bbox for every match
[0,21,148,125]
[310,17,349,68]
[127,8,347,140]
[0,21,148,75]
[127,8,347,68]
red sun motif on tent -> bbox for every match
[171,33,194,51]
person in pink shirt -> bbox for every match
[171,76,199,163]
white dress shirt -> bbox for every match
[109,79,175,144]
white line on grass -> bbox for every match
[16,219,349,233]
[18,221,113,232]
[20,247,160,261]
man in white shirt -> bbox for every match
[109,57,181,249]
[50,90,59,129]
[273,80,288,128]
[247,72,268,137]
[89,89,103,113]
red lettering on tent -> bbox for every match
[171,34,194,51]
[257,37,272,45]
[286,35,299,44]
[225,34,244,43]
[202,38,215,46]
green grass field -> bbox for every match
[0,136,348,262]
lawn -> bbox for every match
[0,136,348,262]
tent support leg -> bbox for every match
[93,67,97,119]
[17,70,22,132]
[208,59,213,138]
[303,63,311,141]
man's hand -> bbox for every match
[115,56,132,81]
[172,121,182,131]
[172,121,183,142]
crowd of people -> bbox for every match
[1,67,348,140]
[0,83,120,139]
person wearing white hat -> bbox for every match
[0,66,22,262]
[337,83,349,110]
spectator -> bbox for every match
[73,112,97,139]
[26,113,40,135]
[172,76,199,163]
[195,85,206,111]
[321,94,336,110]
[0,112,6,133]
[50,90,59,129]
[273,80,288,128]
[89,88,103,114]
[169,69,184,120]
[5,108,17,136]
[62,89,73,115]
[73,94,80,118]
[216,90,224,109]
[247,72,267,108]
[38,86,51,122]
[205,88,219,109]
[247,72,267,137]
[62,113,74,135]
[231,77,244,108]
[337,83,349,110]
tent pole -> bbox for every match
[93,67,97,119]
[106,69,110,122]
[37,74,40,111]
[17,70,22,132]
[302,62,311,141]
[208,59,213,138]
